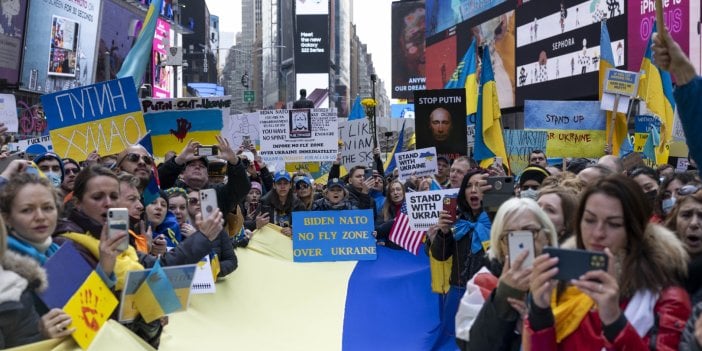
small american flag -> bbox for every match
[389,203,425,255]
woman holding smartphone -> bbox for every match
[526,175,690,350]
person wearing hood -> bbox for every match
[518,165,550,200]
[257,171,306,238]
[312,178,358,211]
[33,153,64,191]
[145,190,181,248]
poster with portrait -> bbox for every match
[48,16,79,77]
[413,89,467,160]
[0,0,28,85]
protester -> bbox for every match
[294,175,315,210]
[658,173,698,216]
[145,190,181,248]
[449,156,472,189]
[526,175,690,350]
[665,185,702,305]
[257,170,306,237]
[60,158,80,194]
[165,187,197,237]
[242,181,262,231]
[312,178,358,211]
[33,153,64,190]
[658,163,675,180]
[597,155,625,174]
[456,197,557,350]
[529,150,548,168]
[518,165,550,200]
[629,165,663,222]
[369,169,386,215]
[116,173,161,254]
[343,166,374,210]
[115,145,153,190]
[536,185,579,244]
[577,164,613,186]
[436,156,451,188]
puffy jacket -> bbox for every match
[680,302,702,351]
[0,251,46,349]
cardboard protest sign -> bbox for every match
[292,209,376,262]
[133,262,182,323]
[119,264,197,322]
[338,118,373,169]
[142,97,229,158]
[414,89,467,160]
[39,241,92,309]
[8,135,54,155]
[0,94,18,133]
[258,108,339,164]
[41,77,147,160]
[405,189,459,230]
[504,130,548,176]
[223,112,260,149]
[63,271,119,350]
[634,115,661,153]
[524,100,606,158]
[395,147,438,181]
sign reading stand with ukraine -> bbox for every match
[292,209,376,262]
[142,97,230,158]
[41,77,147,160]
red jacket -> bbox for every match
[525,286,691,351]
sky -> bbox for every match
[205,0,393,97]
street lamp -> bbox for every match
[370,73,378,148]
[229,45,285,110]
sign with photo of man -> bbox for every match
[414,89,467,160]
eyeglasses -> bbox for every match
[188,198,200,205]
[521,185,539,191]
[677,184,702,196]
[500,227,543,243]
[64,167,80,175]
[123,153,153,165]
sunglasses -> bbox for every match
[64,167,80,175]
[188,198,200,205]
[677,184,702,196]
[123,153,153,165]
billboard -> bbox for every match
[295,0,329,106]
[391,0,426,99]
[96,0,142,82]
[627,0,689,73]
[152,19,172,98]
[0,0,28,85]
[515,0,627,105]
[425,29,457,90]
[425,0,507,38]
[20,0,100,93]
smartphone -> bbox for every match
[199,189,218,220]
[483,176,515,209]
[442,196,457,222]
[25,164,40,176]
[494,157,503,168]
[107,208,130,252]
[508,231,535,268]
[195,145,219,157]
[542,247,608,282]
[364,168,373,180]
[242,135,251,147]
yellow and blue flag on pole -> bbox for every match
[383,120,406,176]
[474,46,509,170]
[348,96,365,121]
[445,38,478,116]
[599,21,633,156]
[116,0,163,91]
[639,22,676,165]
[134,261,182,323]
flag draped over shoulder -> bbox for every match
[389,202,425,255]
[474,47,509,170]
[348,96,365,121]
[599,21,632,156]
[383,120,406,177]
[639,22,676,165]
[117,0,163,91]
[445,38,478,116]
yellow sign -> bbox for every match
[63,271,119,350]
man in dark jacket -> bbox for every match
[256,170,306,237]
[345,165,374,211]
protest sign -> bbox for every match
[8,135,54,155]
[504,130,548,176]
[223,112,260,149]
[338,118,373,169]
[133,262,182,323]
[64,271,118,350]
[414,89,468,160]
[142,97,229,158]
[0,94,18,132]
[258,108,339,164]
[119,264,197,322]
[191,255,216,294]
[41,77,147,160]
[524,100,606,158]
[377,116,416,154]
[292,209,376,262]
[406,189,459,230]
[634,115,661,153]
[39,241,92,309]
[395,147,438,181]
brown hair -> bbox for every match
[0,173,62,216]
[382,179,406,221]
[73,165,119,203]
[537,185,579,243]
[665,189,702,234]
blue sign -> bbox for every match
[292,209,376,262]
[524,100,606,131]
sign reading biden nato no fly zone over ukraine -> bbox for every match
[292,210,376,262]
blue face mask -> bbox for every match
[662,197,676,215]
[45,171,62,188]
[520,188,538,200]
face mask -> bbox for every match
[45,171,62,188]
[520,188,538,200]
[645,190,657,202]
[662,197,676,215]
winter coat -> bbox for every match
[680,302,702,351]
[0,251,47,349]
[258,190,306,228]
[210,230,237,278]
[311,198,358,211]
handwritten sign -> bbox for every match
[119,264,197,322]
[142,97,229,158]
[633,114,661,153]
[395,147,438,181]
[63,271,118,350]
[8,135,54,155]
[292,209,376,262]
[223,112,260,149]
[524,100,606,158]
[0,94,18,133]
[41,77,147,161]
[258,108,339,164]
[338,118,373,169]
[406,189,459,230]
[504,130,548,176]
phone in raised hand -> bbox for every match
[199,189,218,220]
[107,208,130,252]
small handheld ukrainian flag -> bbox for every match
[134,261,182,323]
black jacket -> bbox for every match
[258,190,306,228]
[211,230,237,278]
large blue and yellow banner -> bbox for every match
[41,77,147,160]
[142,97,229,158]
[524,100,606,158]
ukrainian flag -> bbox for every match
[144,109,223,158]
[639,22,676,165]
[474,47,509,171]
[348,96,365,121]
[133,261,182,323]
[445,38,478,116]
[160,226,448,350]
[383,120,406,176]
[599,21,632,157]
[116,0,162,90]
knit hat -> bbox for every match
[519,165,550,186]
[33,152,65,183]
[250,181,263,193]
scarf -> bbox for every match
[61,232,144,291]
[624,290,658,337]
[551,286,595,343]
[8,234,60,265]
[323,198,348,210]
[453,211,491,254]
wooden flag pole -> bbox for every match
[655,0,668,37]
